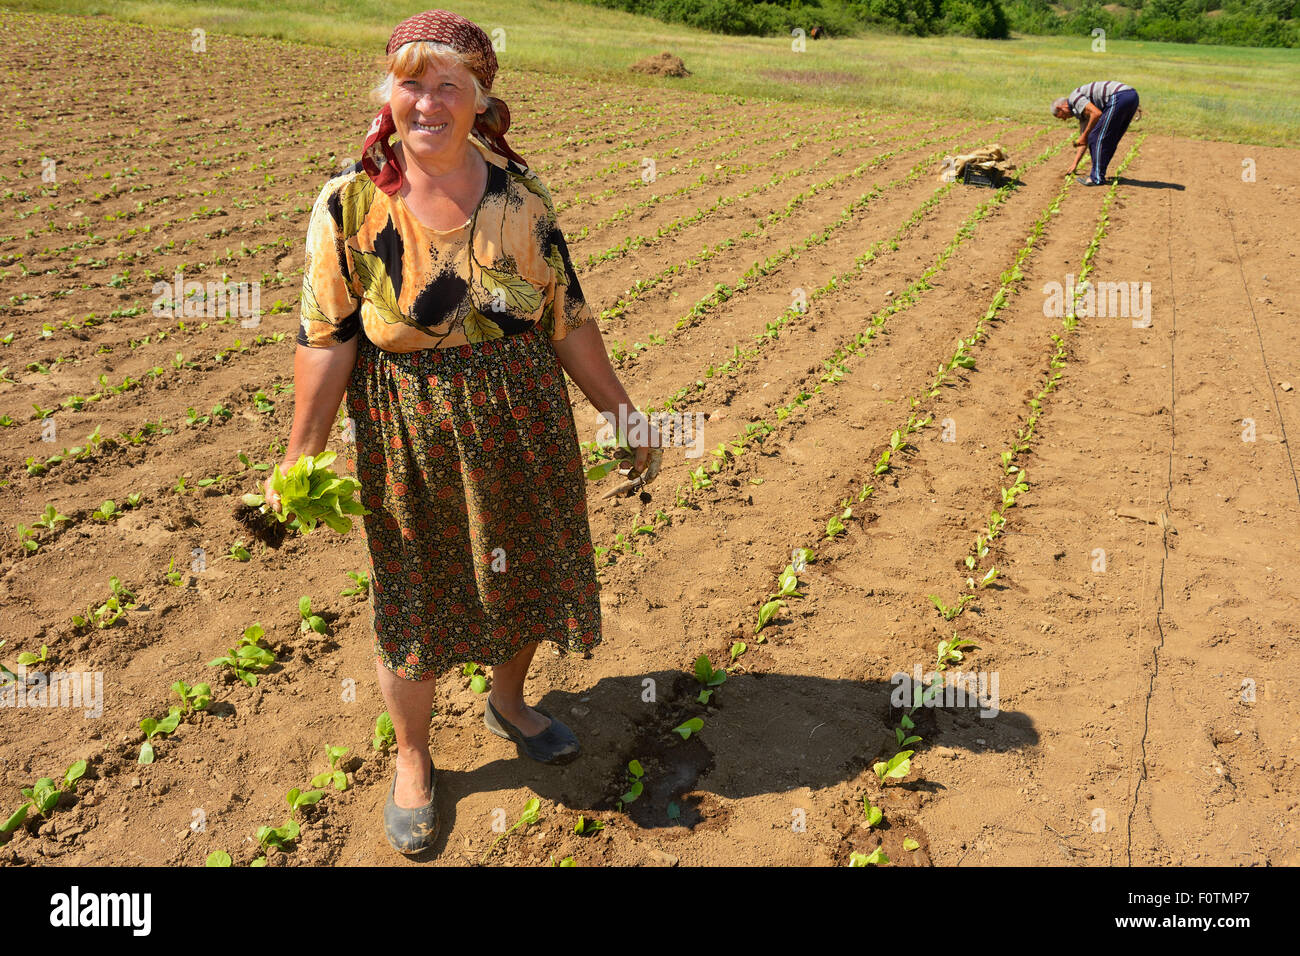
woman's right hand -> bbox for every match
[263,460,299,521]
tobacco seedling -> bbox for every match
[256,819,300,851]
[286,787,324,817]
[205,851,232,867]
[298,596,326,635]
[15,645,47,666]
[207,622,274,686]
[340,571,369,597]
[730,641,746,663]
[967,567,999,590]
[618,759,645,808]
[34,505,69,531]
[225,541,251,562]
[481,797,541,863]
[462,662,487,693]
[164,556,185,587]
[755,598,784,634]
[672,717,704,740]
[773,564,803,599]
[928,593,973,621]
[242,450,369,535]
[0,761,87,833]
[863,797,883,828]
[373,712,396,751]
[873,750,913,783]
[311,746,350,792]
[849,847,889,866]
[139,706,184,763]
[692,654,726,703]
[171,680,212,715]
[894,726,923,748]
[574,815,605,836]
[935,633,978,671]
[16,524,38,552]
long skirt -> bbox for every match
[345,326,603,681]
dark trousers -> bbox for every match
[1087,88,1139,184]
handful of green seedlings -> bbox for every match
[241,450,370,535]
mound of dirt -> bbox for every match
[630,52,691,77]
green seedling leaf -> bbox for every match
[848,848,889,866]
[63,760,87,790]
[286,787,324,814]
[16,645,48,666]
[755,599,784,633]
[373,711,396,751]
[205,851,232,867]
[873,751,913,782]
[864,799,883,828]
[1,804,31,833]
[672,717,704,740]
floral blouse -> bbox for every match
[297,134,592,352]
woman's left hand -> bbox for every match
[601,415,664,499]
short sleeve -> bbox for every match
[542,212,594,344]
[1067,87,1087,118]
[297,179,362,349]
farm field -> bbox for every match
[0,10,1297,868]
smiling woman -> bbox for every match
[269,8,664,859]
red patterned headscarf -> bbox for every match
[362,9,526,195]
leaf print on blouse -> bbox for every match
[538,297,556,338]
[339,176,376,239]
[515,172,557,220]
[544,241,568,289]
[299,269,327,325]
[350,248,410,328]
[463,305,505,342]
[478,265,543,316]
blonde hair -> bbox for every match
[370,40,509,141]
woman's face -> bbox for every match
[389,58,484,168]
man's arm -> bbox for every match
[1075,102,1103,146]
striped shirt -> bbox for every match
[1067,81,1133,119]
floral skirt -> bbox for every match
[345,326,602,681]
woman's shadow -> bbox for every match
[419,667,1038,853]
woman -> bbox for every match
[1053,81,1139,187]
[265,9,661,855]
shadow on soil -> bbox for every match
[427,669,1039,837]
[1115,177,1185,190]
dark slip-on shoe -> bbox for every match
[485,698,580,765]
[384,760,438,855]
